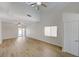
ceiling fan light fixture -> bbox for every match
[18,22,21,27]
[37,2,41,5]
[31,4,35,7]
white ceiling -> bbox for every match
[0,2,40,24]
[0,2,79,24]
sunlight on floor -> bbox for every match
[16,36,26,42]
[10,36,27,52]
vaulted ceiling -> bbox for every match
[0,2,40,25]
[0,2,79,25]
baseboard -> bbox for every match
[28,37,62,48]
[2,37,62,48]
[62,48,78,57]
[3,37,16,41]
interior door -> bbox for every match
[73,21,79,56]
[64,21,79,56]
[64,22,73,54]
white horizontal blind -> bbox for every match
[44,26,57,37]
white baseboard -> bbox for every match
[28,37,62,48]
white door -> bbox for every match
[73,22,79,56]
[64,22,73,54]
[64,22,79,56]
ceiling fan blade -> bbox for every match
[41,3,47,7]
[27,14,32,17]
[30,3,36,6]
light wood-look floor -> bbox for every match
[0,37,75,57]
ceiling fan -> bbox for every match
[26,2,47,10]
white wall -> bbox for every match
[27,10,63,47]
[27,22,42,39]
[26,3,79,47]
[39,11,63,47]
[2,21,18,40]
[63,2,79,13]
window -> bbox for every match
[44,26,57,37]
